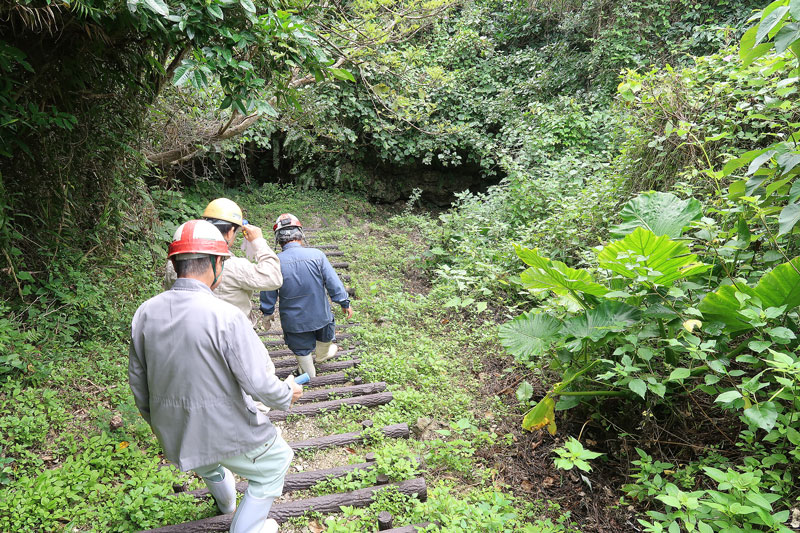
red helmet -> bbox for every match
[168,220,232,259]
[273,213,303,232]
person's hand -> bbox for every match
[242,224,263,242]
[342,306,354,320]
[262,313,274,331]
[285,375,303,405]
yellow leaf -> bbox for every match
[118,441,129,450]
[522,396,556,433]
[530,416,551,431]
[683,319,702,332]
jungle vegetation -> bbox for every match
[3,0,800,530]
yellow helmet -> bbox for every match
[202,198,243,225]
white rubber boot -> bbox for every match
[229,491,277,533]
[205,467,236,514]
[296,355,316,378]
[314,341,338,363]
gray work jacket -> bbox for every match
[128,278,292,471]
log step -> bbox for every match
[381,523,435,532]
[144,478,426,531]
[274,349,357,368]
[331,262,349,269]
[270,477,426,523]
[263,332,354,345]
[260,324,357,337]
[289,422,408,452]
[182,460,379,499]
[296,382,386,404]
[259,328,355,338]
[274,358,359,379]
[268,392,393,422]
[325,251,345,257]
[302,372,350,388]
[269,343,360,358]
[266,348,294,357]
[263,339,285,346]
[272,349,356,369]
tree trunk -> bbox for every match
[289,423,409,452]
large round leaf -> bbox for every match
[515,245,608,297]
[611,191,702,238]
[699,257,800,333]
[499,312,563,360]
[562,301,642,342]
[597,227,711,286]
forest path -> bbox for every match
[142,225,433,532]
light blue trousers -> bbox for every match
[194,431,294,499]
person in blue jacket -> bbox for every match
[260,213,353,377]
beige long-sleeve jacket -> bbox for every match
[165,237,282,324]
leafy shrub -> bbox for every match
[617,43,800,192]
[0,432,202,531]
[500,182,800,529]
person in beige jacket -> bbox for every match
[164,198,282,380]
[164,198,283,325]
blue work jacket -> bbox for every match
[260,242,350,333]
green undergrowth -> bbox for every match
[288,219,579,530]
[0,183,567,531]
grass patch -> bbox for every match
[1,184,577,530]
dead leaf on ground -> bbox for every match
[309,519,325,532]
[521,479,534,491]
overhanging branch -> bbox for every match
[145,57,346,166]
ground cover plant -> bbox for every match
[4,0,800,531]
[0,184,577,531]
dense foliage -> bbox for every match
[5,0,800,530]
[471,1,800,531]
[0,0,337,306]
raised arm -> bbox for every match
[163,260,177,291]
[229,225,283,291]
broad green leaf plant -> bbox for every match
[501,184,800,530]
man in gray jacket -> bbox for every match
[129,219,302,533]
